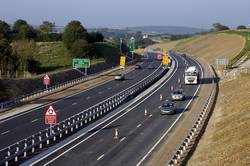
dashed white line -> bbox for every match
[72,102,77,106]
[97,154,105,161]
[120,137,126,142]
[86,96,91,100]
[136,124,142,128]
[149,114,153,118]
[31,119,38,123]
[1,130,10,135]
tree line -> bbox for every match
[0,19,104,77]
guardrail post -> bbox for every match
[45,132,50,145]
[23,140,27,157]
[39,135,42,149]
[32,138,35,153]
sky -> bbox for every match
[0,0,249,29]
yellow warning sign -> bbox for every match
[163,48,167,54]
[120,56,126,67]
[162,55,168,65]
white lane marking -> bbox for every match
[1,60,158,124]
[31,59,177,166]
[72,102,77,106]
[120,137,126,142]
[1,130,10,135]
[149,114,152,118]
[97,154,105,161]
[136,56,204,166]
[31,119,38,123]
[136,124,142,128]
[0,78,113,123]
[86,96,91,100]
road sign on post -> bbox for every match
[73,58,91,75]
[129,37,135,59]
[45,105,57,124]
[43,74,50,89]
[162,55,169,65]
[163,48,167,54]
[120,56,126,68]
[45,105,57,136]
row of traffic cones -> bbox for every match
[114,86,182,139]
[114,108,150,140]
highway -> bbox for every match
[0,55,161,150]
[28,54,204,166]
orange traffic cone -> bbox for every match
[114,128,119,140]
[160,94,163,101]
[144,109,148,117]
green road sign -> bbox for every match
[73,58,90,68]
[129,37,135,53]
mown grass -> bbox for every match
[223,30,250,66]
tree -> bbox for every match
[38,21,55,33]
[0,38,12,71]
[0,20,11,40]
[12,19,37,40]
[62,20,88,50]
[18,25,37,40]
[237,25,247,29]
[12,19,28,33]
[88,32,104,43]
[70,39,90,58]
[212,23,230,31]
[11,40,37,73]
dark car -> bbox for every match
[135,64,141,69]
[159,101,176,115]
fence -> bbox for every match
[0,66,122,112]
[0,63,169,166]
[167,65,217,166]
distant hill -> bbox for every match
[126,26,208,35]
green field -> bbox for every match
[35,41,117,73]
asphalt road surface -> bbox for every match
[0,54,161,150]
[30,54,203,166]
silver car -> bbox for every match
[159,101,176,115]
[115,74,125,80]
[171,88,185,101]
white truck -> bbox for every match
[184,66,199,84]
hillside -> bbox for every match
[127,26,207,34]
[148,32,245,64]
[147,31,250,165]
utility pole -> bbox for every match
[120,38,122,54]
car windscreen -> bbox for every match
[163,103,174,107]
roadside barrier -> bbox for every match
[167,65,217,166]
[0,62,170,166]
[0,66,126,112]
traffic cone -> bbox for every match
[160,94,163,101]
[144,109,148,117]
[114,128,119,140]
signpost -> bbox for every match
[163,48,167,54]
[43,74,50,89]
[216,58,229,70]
[73,58,91,75]
[162,55,169,65]
[45,105,57,136]
[120,56,126,68]
[129,37,135,59]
